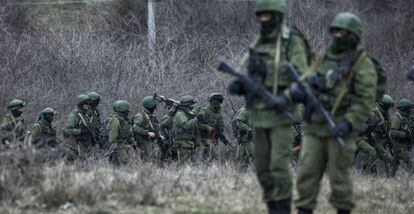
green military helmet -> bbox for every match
[255,0,286,14]
[397,99,412,109]
[180,95,196,106]
[87,91,101,102]
[7,99,26,110]
[208,93,224,103]
[113,100,131,113]
[330,12,363,39]
[142,96,157,109]
[41,107,57,118]
[380,94,394,106]
[77,94,91,106]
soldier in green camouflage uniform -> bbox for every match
[172,95,200,162]
[197,93,231,161]
[63,94,94,161]
[357,94,394,175]
[107,100,136,165]
[390,99,413,175]
[87,92,102,147]
[234,107,254,165]
[228,0,309,212]
[1,99,27,145]
[293,13,378,213]
[133,96,164,160]
[31,108,57,147]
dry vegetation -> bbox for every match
[1,0,414,213]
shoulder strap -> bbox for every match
[272,32,283,95]
[331,51,368,115]
[373,108,385,122]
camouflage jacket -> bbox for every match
[248,25,309,128]
[107,113,135,145]
[234,107,252,143]
[197,104,230,144]
[172,109,198,141]
[133,109,159,142]
[0,113,26,142]
[305,47,377,137]
[63,108,92,141]
[31,119,57,146]
[390,110,413,144]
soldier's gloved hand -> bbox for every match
[272,95,288,113]
[228,79,245,95]
[307,73,326,91]
[332,120,353,137]
[289,83,306,103]
[196,114,207,123]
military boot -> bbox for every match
[267,200,291,214]
[297,208,313,214]
[338,209,351,214]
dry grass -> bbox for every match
[0,147,413,214]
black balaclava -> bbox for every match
[12,110,23,117]
[259,12,283,38]
[331,31,359,54]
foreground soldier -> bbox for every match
[293,13,377,213]
[197,93,231,160]
[31,108,57,147]
[228,0,309,212]
[358,94,394,175]
[107,100,136,165]
[233,107,254,165]
[1,99,27,145]
[63,94,93,160]
[390,99,413,175]
[87,91,102,147]
[172,95,200,162]
[133,96,163,160]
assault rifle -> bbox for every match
[377,121,395,158]
[80,123,101,146]
[217,57,294,120]
[284,64,346,146]
[153,94,196,118]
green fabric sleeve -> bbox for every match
[108,117,120,143]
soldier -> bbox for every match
[293,13,378,214]
[233,107,254,165]
[390,99,413,175]
[1,99,27,145]
[228,0,309,212]
[87,91,102,147]
[357,94,395,175]
[172,95,201,162]
[31,107,57,147]
[133,96,164,160]
[63,94,94,160]
[107,100,136,165]
[197,93,231,161]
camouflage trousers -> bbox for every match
[174,140,195,163]
[392,143,413,175]
[199,139,219,161]
[236,140,254,165]
[294,133,357,210]
[109,144,133,165]
[356,137,377,173]
[63,139,91,162]
[254,125,293,202]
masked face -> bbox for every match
[398,107,411,116]
[91,100,99,109]
[187,105,194,111]
[379,103,392,112]
[257,12,283,37]
[210,100,222,112]
[330,29,359,54]
[147,106,156,113]
[12,109,24,117]
[120,110,130,118]
[44,116,54,123]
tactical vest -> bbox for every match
[173,110,196,141]
[33,120,56,145]
[116,115,133,144]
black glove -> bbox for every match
[247,50,267,77]
[332,120,353,137]
[80,128,88,135]
[289,83,307,103]
[196,114,207,123]
[307,73,326,91]
[271,95,288,114]
[228,79,245,95]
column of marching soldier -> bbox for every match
[0,92,249,164]
[1,0,414,213]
